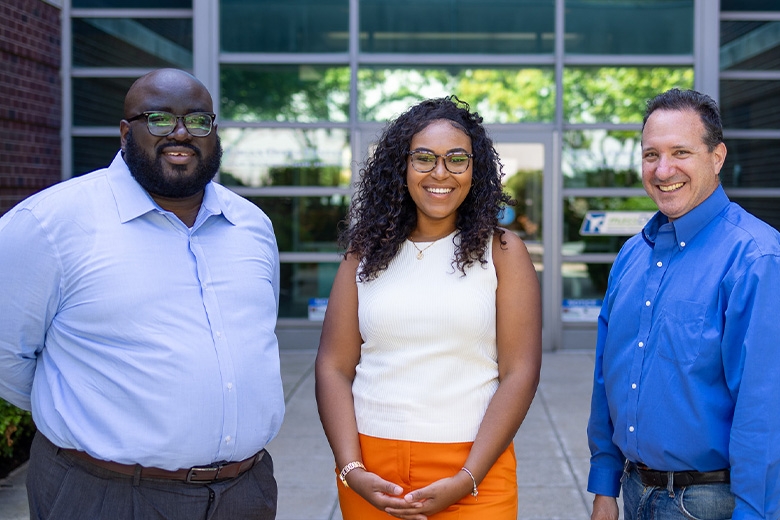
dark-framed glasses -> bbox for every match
[407,150,473,174]
[126,111,216,137]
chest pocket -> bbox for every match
[654,300,707,365]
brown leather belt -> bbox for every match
[632,462,730,487]
[62,448,265,484]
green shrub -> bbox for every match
[0,399,34,459]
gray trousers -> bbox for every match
[26,432,277,520]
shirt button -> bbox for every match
[680,241,686,247]
[645,300,651,306]
[225,436,232,443]
[638,341,644,348]
[227,382,233,390]
[632,383,637,389]
[216,331,222,339]
[656,261,663,267]
[629,426,635,432]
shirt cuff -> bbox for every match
[587,465,623,498]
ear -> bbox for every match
[119,120,130,152]
[712,142,727,175]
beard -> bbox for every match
[124,129,223,199]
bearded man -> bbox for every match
[0,69,284,520]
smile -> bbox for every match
[426,187,454,194]
[658,182,684,192]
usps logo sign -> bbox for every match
[579,211,655,236]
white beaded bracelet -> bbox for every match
[460,466,478,499]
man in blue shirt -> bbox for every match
[0,69,284,519]
[588,88,780,520]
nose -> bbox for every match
[430,157,450,179]
[654,153,676,179]
[167,117,191,141]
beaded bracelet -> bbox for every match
[460,466,478,499]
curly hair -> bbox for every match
[340,96,513,281]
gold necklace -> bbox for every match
[409,237,440,260]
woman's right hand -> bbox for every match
[345,469,428,519]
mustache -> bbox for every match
[156,142,201,157]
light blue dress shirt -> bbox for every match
[587,186,780,519]
[0,152,284,470]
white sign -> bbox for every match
[308,298,328,321]
[579,211,655,236]
[562,299,602,322]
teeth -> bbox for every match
[427,187,453,194]
[659,182,684,192]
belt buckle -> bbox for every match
[186,464,222,483]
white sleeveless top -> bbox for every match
[353,232,498,443]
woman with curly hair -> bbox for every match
[315,96,542,519]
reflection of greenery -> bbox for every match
[564,67,694,124]
[220,66,350,122]
[502,169,543,240]
[358,68,556,123]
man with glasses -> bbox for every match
[0,69,284,519]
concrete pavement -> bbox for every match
[0,349,603,520]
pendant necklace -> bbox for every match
[410,237,440,260]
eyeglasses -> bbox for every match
[407,150,473,174]
[126,111,216,137]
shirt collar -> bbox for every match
[105,150,237,226]
[642,185,730,248]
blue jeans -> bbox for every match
[622,465,735,520]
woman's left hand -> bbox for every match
[384,471,474,519]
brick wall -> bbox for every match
[0,0,61,216]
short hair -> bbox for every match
[643,88,723,151]
[340,96,512,281]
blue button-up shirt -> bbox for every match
[0,152,284,470]
[587,186,780,519]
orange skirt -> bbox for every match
[337,434,517,519]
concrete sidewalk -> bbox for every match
[0,349,601,520]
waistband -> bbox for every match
[630,462,730,487]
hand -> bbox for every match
[345,469,424,517]
[384,471,474,520]
[591,494,619,520]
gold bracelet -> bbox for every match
[460,467,478,499]
[339,461,366,488]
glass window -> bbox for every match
[492,142,544,247]
[220,128,350,188]
[220,65,350,123]
[220,0,349,53]
[564,67,694,124]
[563,130,642,188]
[721,0,780,11]
[279,262,340,319]
[73,0,190,6]
[358,66,555,123]
[721,22,780,71]
[562,261,610,307]
[721,80,780,129]
[73,77,136,126]
[73,137,121,176]
[565,0,693,55]
[73,18,192,68]
[722,139,780,188]
[244,196,348,253]
[563,196,656,257]
[359,0,554,54]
